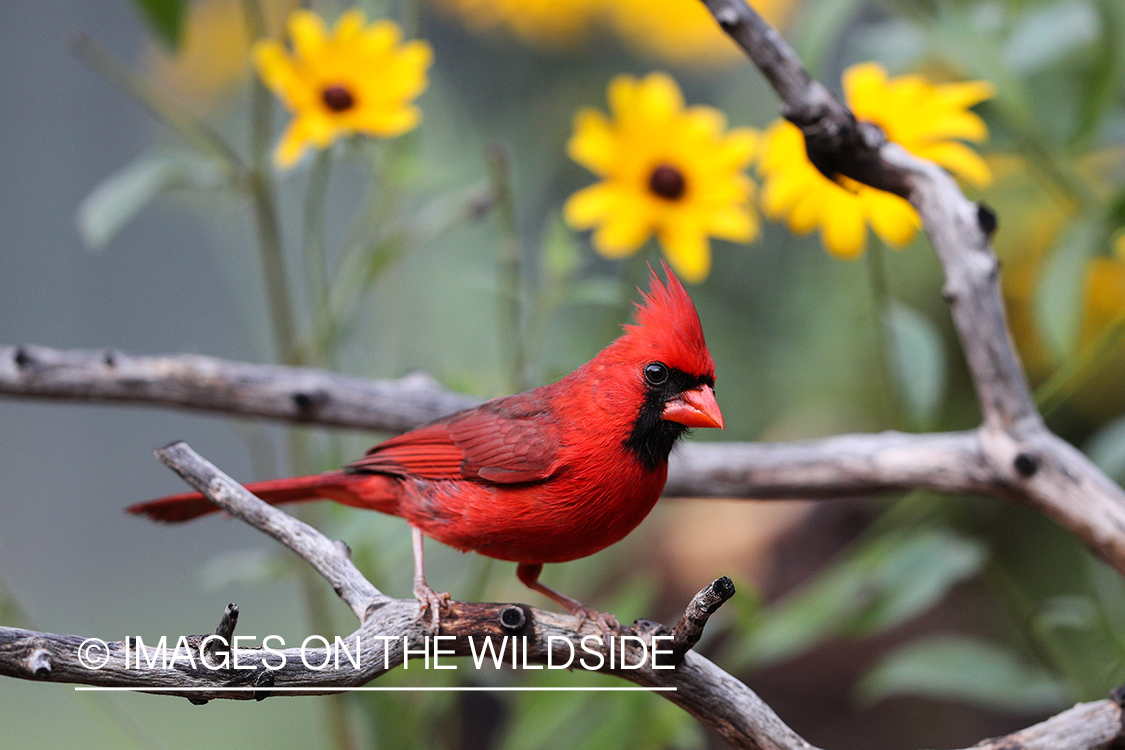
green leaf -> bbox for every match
[1033,595,1125,698]
[131,0,189,50]
[1034,217,1103,361]
[1073,0,1125,145]
[1003,0,1099,75]
[76,151,222,251]
[736,529,987,668]
[858,635,1068,713]
[883,302,947,428]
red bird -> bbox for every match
[129,264,723,629]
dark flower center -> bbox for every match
[322,85,356,112]
[648,163,686,200]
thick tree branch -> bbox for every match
[0,345,476,432]
[6,343,1125,576]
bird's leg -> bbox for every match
[412,527,450,631]
[516,563,619,633]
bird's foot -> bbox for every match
[570,605,620,634]
[413,582,451,632]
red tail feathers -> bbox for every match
[127,471,396,523]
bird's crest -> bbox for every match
[622,261,715,378]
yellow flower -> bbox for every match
[253,9,433,168]
[564,73,759,283]
[605,0,796,67]
[758,62,994,259]
[429,0,599,48]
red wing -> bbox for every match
[346,392,562,484]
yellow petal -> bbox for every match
[842,62,888,116]
[564,182,619,227]
[252,42,300,105]
[864,188,919,247]
[634,72,684,126]
[820,186,867,259]
[334,8,368,42]
[659,222,711,283]
[607,74,640,122]
[914,141,993,187]
[717,127,760,167]
[932,79,995,111]
[787,190,822,235]
[681,106,727,142]
[761,170,807,218]
[288,10,327,60]
[918,110,989,143]
[593,209,652,257]
[567,108,616,174]
[707,204,758,242]
[360,103,422,138]
[274,118,317,168]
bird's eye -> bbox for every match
[644,362,669,386]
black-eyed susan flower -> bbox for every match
[564,73,759,283]
[429,0,600,48]
[758,62,995,259]
[253,9,432,168]
[605,0,795,68]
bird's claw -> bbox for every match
[413,583,451,632]
[571,605,620,634]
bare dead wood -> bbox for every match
[0,442,1120,750]
[0,441,815,750]
[0,344,477,432]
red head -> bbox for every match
[585,262,724,471]
[624,261,717,387]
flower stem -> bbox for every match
[242,5,352,749]
[485,143,527,392]
[69,33,243,178]
[241,0,297,366]
[865,243,901,427]
[303,150,334,364]
[1036,304,1125,417]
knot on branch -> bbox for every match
[787,109,910,200]
[498,604,528,634]
[26,648,52,679]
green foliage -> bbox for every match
[1034,216,1103,360]
[735,528,988,669]
[857,635,1068,712]
[883,302,948,428]
[77,151,223,250]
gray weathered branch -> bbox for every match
[1,443,1120,750]
[5,343,1125,575]
[0,345,477,433]
[0,441,807,750]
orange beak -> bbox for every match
[662,384,724,430]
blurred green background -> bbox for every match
[1,0,1124,748]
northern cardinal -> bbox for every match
[129,263,723,629]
